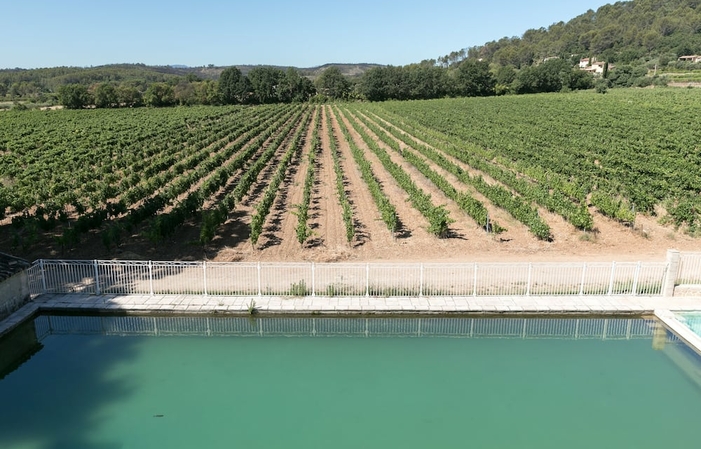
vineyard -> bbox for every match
[1,89,701,263]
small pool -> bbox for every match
[1,315,701,449]
[677,312,701,338]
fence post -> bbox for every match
[662,249,681,297]
[473,263,478,297]
[311,263,315,297]
[148,261,154,296]
[366,263,370,297]
[631,262,641,296]
[93,260,100,295]
[526,263,532,296]
[579,263,587,295]
[40,259,47,294]
[419,264,424,297]
[257,262,262,297]
[607,261,616,295]
[203,261,208,296]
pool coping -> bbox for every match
[1,292,700,338]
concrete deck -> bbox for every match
[34,292,701,313]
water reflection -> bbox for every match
[31,314,663,340]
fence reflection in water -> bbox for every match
[33,315,663,341]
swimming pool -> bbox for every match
[677,312,701,338]
[1,315,700,449]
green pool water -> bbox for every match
[1,315,701,449]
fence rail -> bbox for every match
[29,259,671,297]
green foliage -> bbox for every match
[278,68,316,103]
[289,280,309,296]
[595,79,609,94]
[375,90,701,230]
[57,84,92,109]
[666,196,700,233]
[359,64,450,101]
[455,0,701,70]
[352,110,503,234]
[247,299,258,315]
[248,67,284,104]
[590,191,636,224]
[342,108,453,237]
[94,83,118,108]
[315,67,351,100]
[325,106,355,243]
[250,108,313,246]
[296,108,321,245]
[144,83,176,107]
[218,67,248,105]
[454,59,496,97]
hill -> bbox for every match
[441,0,701,68]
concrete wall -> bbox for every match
[0,271,30,321]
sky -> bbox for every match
[1,0,613,69]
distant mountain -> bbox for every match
[439,0,701,67]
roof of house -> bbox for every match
[0,252,30,283]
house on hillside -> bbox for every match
[581,61,610,75]
[678,55,701,63]
[579,58,590,68]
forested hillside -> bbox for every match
[445,0,701,68]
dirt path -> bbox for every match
[302,106,350,260]
[335,107,434,246]
[327,106,396,255]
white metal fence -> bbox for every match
[678,252,701,285]
[33,315,661,341]
[27,259,670,297]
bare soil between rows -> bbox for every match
[3,105,700,264]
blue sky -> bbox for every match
[2,0,612,69]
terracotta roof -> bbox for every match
[0,252,30,283]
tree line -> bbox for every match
[54,59,598,109]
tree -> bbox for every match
[218,67,249,104]
[57,84,92,109]
[174,81,197,106]
[195,80,220,105]
[358,67,391,101]
[93,83,118,108]
[116,85,142,107]
[277,68,315,103]
[315,67,351,100]
[143,83,175,107]
[495,65,517,95]
[247,67,283,104]
[454,59,495,97]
